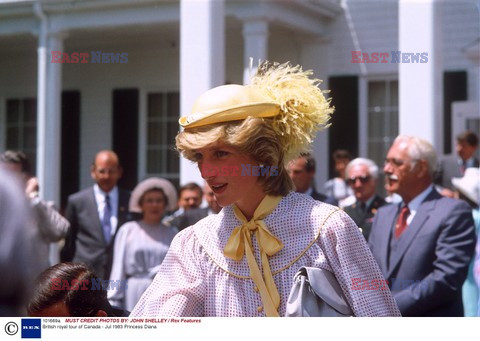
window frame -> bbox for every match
[139,87,180,186]
[359,74,399,166]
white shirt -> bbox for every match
[93,184,119,236]
[403,185,434,225]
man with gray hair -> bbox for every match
[343,158,386,240]
[368,135,476,316]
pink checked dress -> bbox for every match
[131,192,401,316]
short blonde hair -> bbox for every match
[176,117,293,196]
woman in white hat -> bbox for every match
[131,62,400,317]
[108,177,178,312]
[452,167,480,316]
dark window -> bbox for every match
[113,89,139,191]
[61,91,81,211]
[443,71,467,154]
[328,76,358,178]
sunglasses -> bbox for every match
[347,175,371,185]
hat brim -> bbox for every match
[179,102,280,128]
[452,177,479,205]
[129,178,178,213]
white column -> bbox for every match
[399,0,443,149]
[37,32,64,204]
[47,32,63,268]
[35,3,48,203]
[180,0,225,185]
[242,19,268,84]
[358,76,368,157]
[300,40,330,187]
[43,32,64,204]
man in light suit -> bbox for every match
[287,153,338,206]
[61,150,130,280]
[368,135,476,316]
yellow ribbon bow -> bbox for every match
[224,195,283,317]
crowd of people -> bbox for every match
[0,61,479,318]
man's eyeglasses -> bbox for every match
[347,175,371,185]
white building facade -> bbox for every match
[0,0,478,209]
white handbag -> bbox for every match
[285,266,354,317]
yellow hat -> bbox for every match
[179,61,334,161]
[179,84,280,128]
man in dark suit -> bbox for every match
[162,182,203,226]
[61,150,130,280]
[437,130,479,193]
[171,182,221,230]
[368,135,476,316]
[343,158,386,240]
[287,153,338,206]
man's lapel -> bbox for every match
[378,204,397,276]
[386,189,439,278]
[88,187,105,239]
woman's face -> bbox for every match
[140,190,166,224]
[194,142,265,218]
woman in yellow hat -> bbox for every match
[131,62,401,317]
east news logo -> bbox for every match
[21,319,41,339]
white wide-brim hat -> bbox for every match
[452,167,480,205]
[129,177,178,213]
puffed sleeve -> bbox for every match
[130,228,206,316]
[318,209,401,316]
[108,222,131,309]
